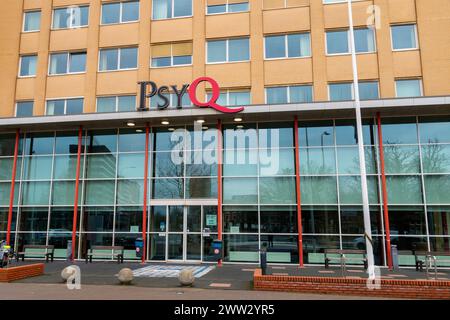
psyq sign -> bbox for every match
[138,77,244,114]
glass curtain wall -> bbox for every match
[1,116,449,264]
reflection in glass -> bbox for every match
[424,175,450,204]
[223,178,258,204]
[117,180,144,204]
[386,176,423,204]
[300,176,337,204]
[381,119,417,145]
[421,145,450,173]
[21,181,50,205]
[299,148,336,175]
[383,145,420,174]
[118,153,145,178]
[223,149,258,176]
[419,117,450,144]
[86,154,117,178]
[152,178,184,199]
[23,156,53,180]
[259,148,295,176]
[186,178,217,199]
[153,152,184,177]
[84,180,115,205]
[259,177,296,204]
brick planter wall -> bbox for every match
[0,264,45,282]
[253,269,450,299]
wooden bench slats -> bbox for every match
[17,245,55,263]
[86,246,124,264]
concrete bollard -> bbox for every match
[117,268,134,285]
[61,266,77,282]
[179,269,195,286]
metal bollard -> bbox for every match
[260,248,267,275]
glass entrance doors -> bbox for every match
[148,205,217,262]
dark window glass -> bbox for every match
[302,206,339,234]
[260,206,297,233]
[115,207,142,232]
[82,207,114,232]
[223,206,258,233]
[388,206,427,235]
[16,101,34,117]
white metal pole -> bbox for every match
[347,0,375,275]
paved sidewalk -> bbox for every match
[0,283,392,300]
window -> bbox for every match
[206,90,251,106]
[150,92,192,108]
[52,6,89,29]
[101,1,140,24]
[263,0,303,9]
[395,79,422,98]
[152,0,192,20]
[391,24,418,50]
[19,55,37,77]
[329,81,380,101]
[99,47,138,71]
[46,98,83,115]
[97,96,137,112]
[23,11,41,32]
[265,33,311,59]
[207,38,249,63]
[49,52,86,75]
[266,85,313,104]
[16,101,33,117]
[207,1,249,14]
[151,42,192,67]
[326,28,376,54]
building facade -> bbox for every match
[0,0,450,266]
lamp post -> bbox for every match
[321,131,330,169]
[347,0,375,275]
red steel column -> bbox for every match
[377,112,393,269]
[142,123,150,263]
[294,117,304,267]
[6,129,20,245]
[71,126,83,260]
[217,119,223,266]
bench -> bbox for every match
[414,250,450,277]
[16,245,55,262]
[324,249,368,273]
[86,246,124,263]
